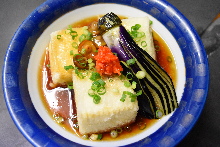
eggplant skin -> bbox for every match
[119,25,178,118]
[121,64,155,119]
[98,13,178,119]
[98,12,122,32]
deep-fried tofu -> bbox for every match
[72,72,139,135]
[122,17,156,59]
[49,27,87,85]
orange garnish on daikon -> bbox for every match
[94,46,123,76]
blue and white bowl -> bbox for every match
[2,0,209,146]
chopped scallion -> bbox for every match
[131,81,137,89]
[72,42,78,49]
[97,87,106,95]
[87,58,93,63]
[81,48,86,54]
[70,50,73,55]
[141,41,147,47]
[156,110,163,118]
[93,94,101,104]
[124,81,131,87]
[67,82,74,89]
[136,71,146,79]
[126,58,136,65]
[74,67,85,79]
[57,35,61,40]
[89,72,101,81]
[126,72,133,80]
[64,65,74,71]
[110,130,118,138]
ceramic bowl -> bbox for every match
[3,0,209,146]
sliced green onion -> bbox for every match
[88,89,95,96]
[67,26,78,40]
[126,72,133,80]
[79,32,92,42]
[124,81,131,87]
[70,31,78,39]
[120,93,126,102]
[97,87,106,95]
[79,34,86,42]
[126,58,136,65]
[88,62,95,70]
[131,81,137,89]
[91,81,101,90]
[70,50,73,55]
[79,62,87,67]
[90,72,101,81]
[110,130,118,138]
[74,67,85,79]
[81,48,86,54]
[90,134,102,141]
[57,35,61,40]
[97,134,102,140]
[149,20,153,25]
[119,74,125,80]
[64,65,74,71]
[141,41,147,47]
[136,71,146,79]
[108,78,113,82]
[116,128,123,133]
[72,42,78,49]
[121,91,138,102]
[156,110,163,119]
[136,90,142,96]
[67,82,74,89]
[131,24,141,31]
[93,94,101,104]
[74,54,84,61]
[87,58,93,64]
[97,79,106,86]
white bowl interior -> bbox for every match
[28,3,185,146]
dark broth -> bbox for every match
[38,15,177,141]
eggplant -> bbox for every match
[98,13,178,119]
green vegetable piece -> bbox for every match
[67,82,74,89]
[57,35,61,40]
[97,134,103,140]
[124,81,131,87]
[64,65,74,71]
[89,72,101,81]
[93,94,101,104]
[126,58,136,65]
[110,130,118,138]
